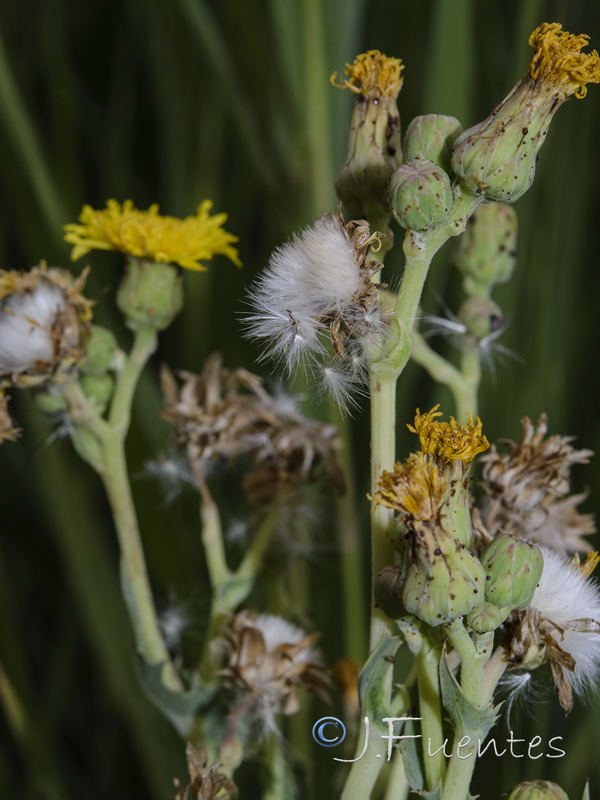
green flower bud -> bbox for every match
[402,520,485,627]
[374,565,405,620]
[81,325,119,375]
[466,600,508,633]
[388,159,453,231]
[507,780,569,800]
[80,373,114,415]
[117,257,184,331]
[482,535,543,610]
[332,51,404,219]
[403,114,463,174]
[34,389,69,415]
[457,297,505,341]
[455,202,517,298]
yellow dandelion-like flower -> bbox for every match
[64,199,241,272]
[529,22,600,99]
[330,50,404,98]
[371,452,447,520]
[408,405,489,464]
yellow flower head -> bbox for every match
[64,200,242,272]
[371,452,447,520]
[529,22,600,99]
[330,50,404,98]
[408,405,489,464]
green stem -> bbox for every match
[264,736,293,800]
[416,636,446,790]
[368,374,397,652]
[65,327,181,692]
[101,427,181,691]
[109,326,158,433]
[237,505,280,580]
[383,750,410,800]
[442,621,496,800]
[456,345,481,419]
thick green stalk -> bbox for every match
[368,375,397,651]
[416,637,446,790]
[442,621,496,800]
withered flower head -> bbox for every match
[451,22,600,203]
[371,452,447,521]
[506,547,600,713]
[0,391,20,443]
[331,50,404,98]
[173,744,237,800]
[219,610,330,729]
[481,415,595,553]
[0,265,92,388]
[161,354,344,505]
[331,52,404,218]
[408,404,489,465]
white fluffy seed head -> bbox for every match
[530,546,600,692]
[244,214,364,368]
[0,284,65,372]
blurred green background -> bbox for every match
[1,0,600,797]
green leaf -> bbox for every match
[439,647,500,741]
[358,635,402,719]
[400,716,424,792]
[137,659,215,735]
[419,785,442,799]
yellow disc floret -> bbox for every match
[408,405,489,464]
[371,452,447,520]
[529,22,600,99]
[64,199,242,271]
[330,50,404,98]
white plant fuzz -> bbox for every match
[253,614,321,664]
[0,284,65,372]
[141,452,195,505]
[316,362,365,412]
[530,546,600,693]
[244,212,381,408]
[497,671,544,727]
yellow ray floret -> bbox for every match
[529,22,600,99]
[330,50,404,98]
[371,452,447,520]
[64,200,242,271]
[408,405,489,464]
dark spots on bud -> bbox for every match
[522,127,528,135]
[434,547,442,555]
[473,588,479,594]
[450,593,456,600]
[437,613,443,618]
[418,184,424,190]
[482,649,487,654]
[384,655,395,663]
[509,249,517,257]
[387,145,397,156]
[490,314,503,333]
